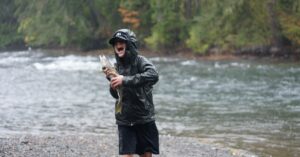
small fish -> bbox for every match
[99,55,123,114]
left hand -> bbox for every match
[111,75,124,89]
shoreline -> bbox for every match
[0,133,255,157]
[2,47,300,62]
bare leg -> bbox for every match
[140,152,152,157]
[121,155,134,157]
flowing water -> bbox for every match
[0,50,299,157]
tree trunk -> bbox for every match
[84,0,103,31]
[266,0,284,48]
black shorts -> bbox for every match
[118,121,159,155]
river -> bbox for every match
[0,50,299,157]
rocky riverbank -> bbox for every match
[0,134,256,157]
[33,47,300,62]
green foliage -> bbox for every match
[1,0,300,52]
[278,0,300,45]
[15,0,92,47]
[0,0,23,48]
[187,0,270,53]
[14,0,122,49]
[145,0,193,49]
[119,0,153,45]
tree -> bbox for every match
[15,0,122,50]
[186,0,271,53]
[145,0,192,50]
[278,0,300,46]
[0,0,23,49]
[1,0,299,53]
[118,0,153,46]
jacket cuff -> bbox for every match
[122,76,132,86]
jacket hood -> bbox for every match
[110,29,138,66]
[109,29,138,48]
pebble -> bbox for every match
[0,134,256,157]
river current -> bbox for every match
[0,50,299,157]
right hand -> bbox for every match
[111,75,124,90]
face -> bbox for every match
[114,41,126,58]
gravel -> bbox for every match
[0,134,256,157]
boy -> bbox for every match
[104,29,159,157]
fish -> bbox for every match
[99,55,123,114]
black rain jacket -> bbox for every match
[109,41,159,126]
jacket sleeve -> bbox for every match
[109,86,119,99]
[122,56,159,87]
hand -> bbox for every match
[111,75,124,89]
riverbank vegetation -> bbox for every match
[1,0,300,56]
